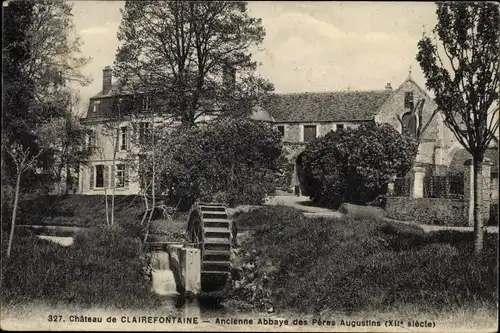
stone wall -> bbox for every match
[388,158,492,226]
[386,197,467,226]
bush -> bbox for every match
[1,227,161,309]
[301,123,418,207]
[228,206,498,314]
[148,118,286,209]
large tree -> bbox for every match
[36,95,92,195]
[113,0,273,125]
[416,2,499,254]
[2,0,90,191]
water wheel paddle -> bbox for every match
[186,202,232,293]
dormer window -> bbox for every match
[92,100,101,115]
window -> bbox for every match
[142,94,151,111]
[116,164,127,188]
[87,130,96,150]
[402,112,417,138]
[303,125,317,142]
[95,165,104,188]
[404,92,414,109]
[120,126,128,150]
[92,101,100,115]
[336,124,344,131]
[276,125,285,137]
[139,122,151,145]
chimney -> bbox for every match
[222,63,236,90]
[102,66,112,95]
[385,82,392,90]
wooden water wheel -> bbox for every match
[186,202,232,293]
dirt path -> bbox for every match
[265,195,499,234]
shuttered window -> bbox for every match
[89,166,95,189]
[103,165,110,188]
[139,122,151,145]
[116,164,127,188]
[120,127,128,150]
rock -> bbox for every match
[338,202,387,220]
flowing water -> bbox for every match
[33,236,231,319]
[150,250,230,317]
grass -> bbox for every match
[229,206,498,316]
[11,194,145,227]
[1,193,190,309]
[0,227,163,309]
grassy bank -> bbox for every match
[10,195,147,227]
[0,226,163,309]
[228,206,498,315]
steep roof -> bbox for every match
[262,90,394,123]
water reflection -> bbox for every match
[150,250,231,319]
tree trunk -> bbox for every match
[104,187,110,226]
[473,157,484,255]
[148,116,156,224]
[145,117,156,243]
[65,160,71,195]
[111,128,119,226]
[7,173,21,258]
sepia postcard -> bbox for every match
[1,0,498,332]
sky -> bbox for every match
[70,1,439,112]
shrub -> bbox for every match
[228,206,498,314]
[1,227,161,309]
[151,118,286,209]
[301,123,418,207]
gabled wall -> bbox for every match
[375,78,443,165]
